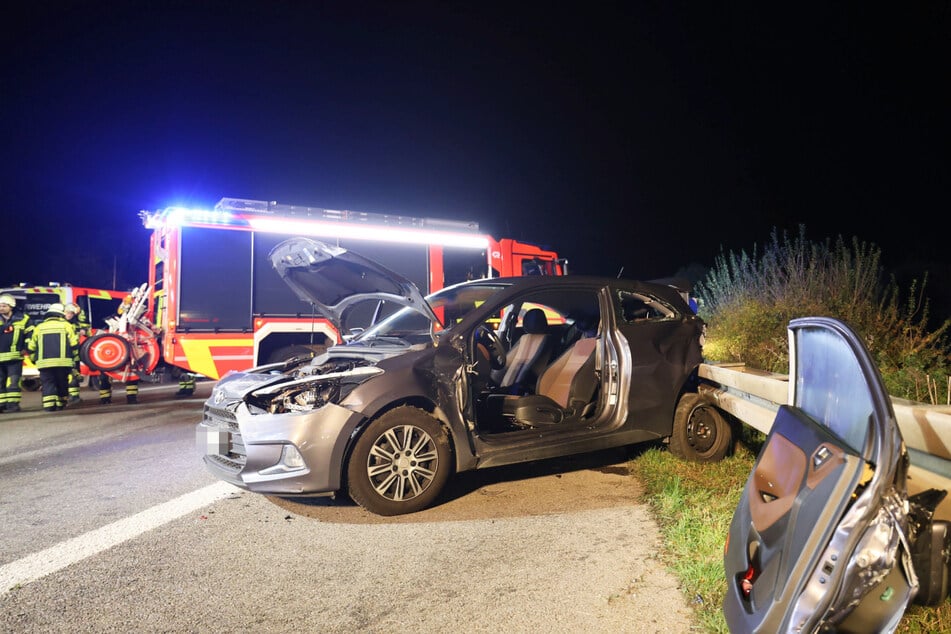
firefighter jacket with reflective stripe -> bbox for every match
[0,310,34,363]
[67,310,91,337]
[28,316,79,369]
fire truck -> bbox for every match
[82,197,567,382]
[0,283,131,390]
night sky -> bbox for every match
[4,3,950,316]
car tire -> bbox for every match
[347,406,452,516]
[20,378,40,391]
[669,392,733,462]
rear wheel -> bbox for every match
[347,406,452,516]
[669,393,732,462]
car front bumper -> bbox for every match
[196,399,361,496]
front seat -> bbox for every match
[487,337,600,428]
[493,307,556,393]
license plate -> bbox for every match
[198,428,230,455]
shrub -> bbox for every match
[696,225,951,402]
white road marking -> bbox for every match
[0,481,238,594]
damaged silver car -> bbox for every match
[197,237,725,515]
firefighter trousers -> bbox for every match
[39,367,71,412]
[98,374,140,404]
[68,365,82,400]
[0,360,23,411]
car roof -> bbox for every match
[445,275,694,314]
[267,237,695,331]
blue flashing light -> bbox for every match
[163,207,236,228]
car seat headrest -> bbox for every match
[522,308,549,334]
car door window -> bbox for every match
[617,290,676,322]
[794,326,873,452]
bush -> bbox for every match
[696,225,951,402]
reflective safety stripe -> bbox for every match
[29,319,78,368]
[178,338,253,380]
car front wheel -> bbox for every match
[669,393,732,462]
[347,406,452,516]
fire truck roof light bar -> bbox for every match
[247,217,490,249]
[215,197,481,234]
[143,206,489,249]
[140,207,234,229]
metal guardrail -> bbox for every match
[698,363,787,434]
[698,362,951,520]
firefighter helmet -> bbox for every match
[0,294,14,307]
[65,302,81,314]
[47,302,66,316]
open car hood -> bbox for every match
[722,317,946,633]
[269,237,440,332]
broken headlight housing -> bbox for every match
[247,363,383,414]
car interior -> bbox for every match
[482,336,600,429]
[492,307,557,393]
[473,292,603,434]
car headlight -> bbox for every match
[249,366,383,414]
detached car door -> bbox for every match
[723,317,922,633]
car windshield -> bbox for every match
[353,282,511,344]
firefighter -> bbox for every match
[97,373,139,405]
[63,302,90,336]
[175,372,196,397]
[95,296,140,405]
[63,302,90,403]
[27,303,79,412]
[0,294,34,413]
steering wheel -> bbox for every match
[478,324,507,370]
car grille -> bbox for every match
[208,452,243,470]
[204,405,238,430]
[202,403,246,471]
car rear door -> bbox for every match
[723,317,916,633]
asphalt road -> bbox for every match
[0,380,699,633]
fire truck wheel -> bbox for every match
[20,378,41,391]
[267,345,321,364]
[81,333,132,372]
